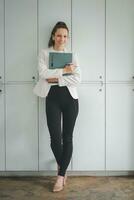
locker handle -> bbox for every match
[32,76,35,80]
[100,81,103,87]
[0,76,2,84]
[32,76,37,84]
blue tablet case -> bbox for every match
[49,52,72,69]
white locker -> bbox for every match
[0,0,4,80]
[6,84,38,170]
[5,0,37,82]
[0,0,133,173]
[5,0,38,170]
[72,0,105,81]
[106,0,134,170]
[38,0,71,50]
[0,0,5,171]
[73,84,105,170]
[0,88,5,171]
[72,0,105,170]
[0,91,4,171]
[106,84,134,170]
[106,0,134,82]
[38,0,72,170]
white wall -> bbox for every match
[0,0,134,173]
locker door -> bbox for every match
[0,0,5,170]
[0,0,4,81]
[38,0,71,50]
[106,0,134,82]
[73,84,105,170]
[0,90,4,171]
[6,85,38,170]
[5,0,38,170]
[38,0,72,170]
[72,0,105,170]
[106,0,134,170]
[72,0,105,81]
[5,0,37,82]
[106,84,134,170]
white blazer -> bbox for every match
[33,47,81,99]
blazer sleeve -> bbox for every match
[38,49,63,79]
[58,52,81,87]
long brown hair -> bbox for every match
[48,21,69,47]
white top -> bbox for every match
[33,46,81,99]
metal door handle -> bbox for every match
[0,76,3,85]
[100,81,103,87]
[32,76,37,84]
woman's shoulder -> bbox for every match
[39,47,78,57]
[71,51,78,59]
[38,47,53,59]
[64,49,79,63]
[65,48,78,56]
[39,47,52,53]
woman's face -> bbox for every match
[53,28,69,48]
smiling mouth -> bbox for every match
[59,42,65,44]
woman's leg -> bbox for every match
[46,97,63,166]
[58,99,79,176]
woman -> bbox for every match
[33,21,81,192]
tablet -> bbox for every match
[49,52,72,69]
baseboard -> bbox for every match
[0,170,134,176]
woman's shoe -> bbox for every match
[57,165,67,186]
[53,176,64,192]
[63,174,67,186]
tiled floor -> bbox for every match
[0,176,134,200]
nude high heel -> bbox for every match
[53,176,64,192]
[57,164,67,186]
[63,174,67,186]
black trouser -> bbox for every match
[46,85,79,176]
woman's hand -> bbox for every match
[63,64,76,74]
[46,78,58,83]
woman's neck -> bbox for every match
[53,45,65,51]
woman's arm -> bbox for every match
[46,78,58,83]
[38,49,81,86]
[46,64,77,83]
[58,52,81,87]
[58,66,81,87]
